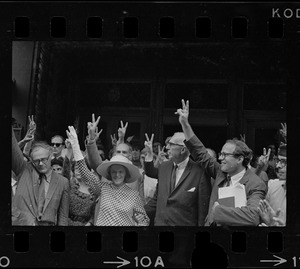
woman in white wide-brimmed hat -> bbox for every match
[66,126,149,226]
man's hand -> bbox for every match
[279,122,287,143]
[175,99,189,126]
[28,115,36,131]
[240,134,246,143]
[258,199,277,226]
[117,120,128,143]
[87,113,102,141]
[144,133,154,153]
[110,133,117,147]
[257,148,271,170]
[157,145,167,163]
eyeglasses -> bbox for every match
[218,152,239,159]
[31,155,51,166]
[51,143,63,147]
[276,158,287,167]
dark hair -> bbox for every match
[51,135,65,143]
[226,138,253,168]
[51,157,63,167]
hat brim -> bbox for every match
[96,160,140,183]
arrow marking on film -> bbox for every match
[103,256,130,268]
[260,254,287,266]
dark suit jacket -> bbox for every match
[144,157,211,226]
[185,135,267,226]
[12,129,69,226]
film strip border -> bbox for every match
[1,228,298,268]
[2,2,300,269]
[0,2,299,41]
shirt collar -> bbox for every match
[230,169,246,185]
[174,157,189,170]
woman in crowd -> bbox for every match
[66,126,149,226]
[62,139,98,226]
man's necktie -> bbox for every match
[38,174,46,218]
[225,175,231,187]
[170,164,178,192]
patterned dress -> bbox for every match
[76,159,149,226]
[62,156,97,226]
[68,177,97,226]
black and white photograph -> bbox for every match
[3,2,300,268]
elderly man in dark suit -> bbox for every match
[12,128,69,226]
[176,99,267,226]
[143,132,211,226]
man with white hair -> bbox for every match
[143,132,211,226]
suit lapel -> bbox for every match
[239,168,251,185]
[42,173,58,213]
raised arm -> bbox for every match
[67,126,103,196]
[85,113,103,171]
[176,99,220,179]
[143,133,159,179]
[117,120,128,145]
[12,127,26,177]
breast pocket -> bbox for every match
[178,190,197,208]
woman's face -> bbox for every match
[110,164,126,186]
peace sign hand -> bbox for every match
[110,133,117,147]
[279,122,287,142]
[157,145,167,162]
[28,115,36,131]
[257,147,271,169]
[118,120,128,140]
[87,113,102,141]
[175,99,189,125]
[144,133,154,153]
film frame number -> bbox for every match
[134,256,164,268]
[292,256,300,268]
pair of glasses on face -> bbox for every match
[51,143,63,147]
[31,155,51,166]
[218,152,240,159]
[276,158,287,167]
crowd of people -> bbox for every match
[11,101,287,227]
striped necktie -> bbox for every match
[170,164,178,192]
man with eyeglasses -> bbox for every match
[258,144,286,226]
[12,128,69,226]
[176,99,267,226]
[143,132,211,227]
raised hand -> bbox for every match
[279,122,287,142]
[118,120,128,140]
[66,126,79,146]
[257,147,271,169]
[157,145,167,163]
[144,133,154,153]
[240,134,246,143]
[110,133,117,147]
[175,99,189,125]
[87,113,102,141]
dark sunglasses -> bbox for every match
[51,143,63,147]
